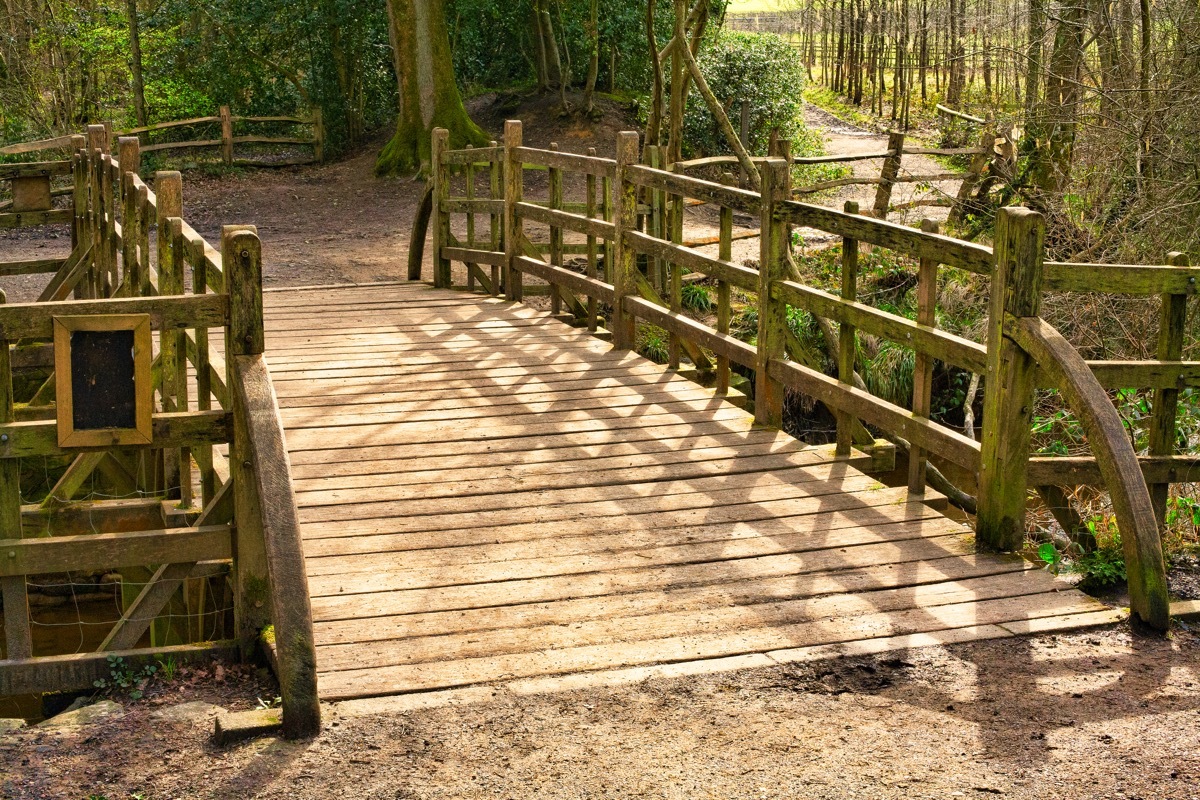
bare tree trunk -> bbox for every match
[125,0,147,127]
[583,0,600,115]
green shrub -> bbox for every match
[682,30,805,159]
[681,283,714,312]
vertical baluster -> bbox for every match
[717,206,733,395]
[465,144,476,292]
[1148,251,1190,527]
[602,167,614,285]
[549,143,563,317]
[586,148,599,332]
[489,140,501,295]
[86,125,107,299]
[754,160,789,427]
[668,189,683,370]
[612,132,641,350]
[69,135,86,255]
[169,219,192,508]
[835,200,860,457]
[118,137,141,296]
[156,172,183,495]
[643,145,660,290]
[908,219,940,493]
[193,239,214,508]
[503,120,524,301]
[431,128,451,289]
[0,293,32,661]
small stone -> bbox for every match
[0,719,26,735]
[151,701,225,724]
[38,700,124,729]
[213,708,283,746]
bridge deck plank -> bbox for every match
[265,282,1115,702]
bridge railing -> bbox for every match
[0,127,318,738]
[431,122,1187,631]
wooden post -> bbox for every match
[835,201,861,456]
[908,218,940,493]
[220,105,234,166]
[224,225,270,657]
[977,207,1045,552]
[118,137,141,295]
[872,130,906,220]
[716,205,733,394]
[465,145,476,292]
[489,140,502,295]
[668,183,684,370]
[755,159,789,427]
[69,134,86,252]
[155,175,183,432]
[431,128,451,289]
[549,143,563,316]
[193,236,215,509]
[0,293,31,662]
[503,120,524,301]
[585,147,599,331]
[165,218,192,509]
[611,132,641,350]
[311,107,325,163]
[87,125,109,299]
[1148,251,1190,527]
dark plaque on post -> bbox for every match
[53,314,153,447]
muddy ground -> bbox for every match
[2,625,1198,799]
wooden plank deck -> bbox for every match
[263,282,1120,702]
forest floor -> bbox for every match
[3,94,1199,799]
[3,625,1199,799]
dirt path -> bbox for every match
[3,625,1198,799]
[803,105,964,228]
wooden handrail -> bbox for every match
[1008,316,1170,630]
[232,353,321,739]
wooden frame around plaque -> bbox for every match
[53,314,153,448]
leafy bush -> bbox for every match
[681,283,714,313]
[682,30,805,158]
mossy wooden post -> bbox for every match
[225,225,270,658]
[602,166,614,285]
[0,293,32,662]
[118,137,141,296]
[86,125,107,299]
[908,218,940,493]
[311,107,325,163]
[489,140,502,295]
[193,236,215,508]
[755,159,789,428]
[1148,251,1189,528]
[611,131,641,350]
[431,128,452,289]
[69,134,86,253]
[872,131,906,220]
[716,204,734,394]
[549,143,563,316]
[156,172,183,496]
[977,207,1045,551]
[166,218,192,509]
[668,181,684,371]
[835,201,861,456]
[465,145,476,292]
[503,120,524,301]
[585,147,599,331]
[220,105,234,166]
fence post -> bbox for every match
[835,201,860,456]
[311,107,325,163]
[908,218,940,493]
[118,137,141,295]
[977,207,1045,552]
[503,120,524,301]
[431,128,451,289]
[69,135,86,254]
[872,130,906,220]
[220,105,234,166]
[86,125,108,298]
[611,131,641,350]
[224,224,270,658]
[755,159,789,427]
[0,293,32,662]
[1148,251,1190,527]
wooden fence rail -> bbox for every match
[0,128,318,737]
[430,121,1190,632]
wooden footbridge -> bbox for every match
[0,121,1192,738]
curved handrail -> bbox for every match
[1007,315,1170,630]
[232,353,321,738]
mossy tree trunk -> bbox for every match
[376,0,488,175]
